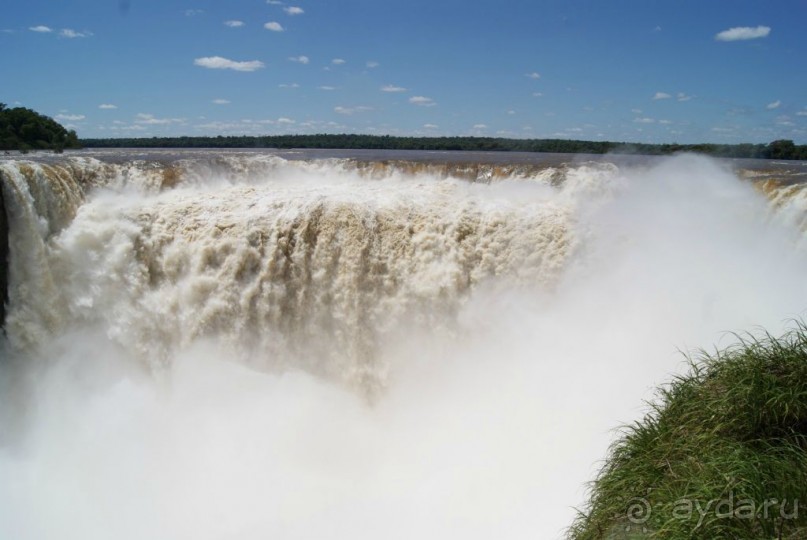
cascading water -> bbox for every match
[0,150,806,539]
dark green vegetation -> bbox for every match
[0,104,80,152]
[569,326,807,539]
[82,134,807,160]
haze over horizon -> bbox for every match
[2,0,805,144]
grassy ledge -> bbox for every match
[569,323,807,540]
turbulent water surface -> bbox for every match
[1,149,806,539]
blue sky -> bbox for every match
[2,0,805,143]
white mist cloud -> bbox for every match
[634,117,655,123]
[212,99,231,105]
[56,114,85,121]
[98,104,118,110]
[677,92,693,102]
[715,25,771,41]
[264,21,284,32]
[366,61,380,69]
[29,25,52,33]
[318,86,336,91]
[284,6,304,15]
[194,56,265,72]
[289,55,309,64]
[224,20,245,27]
[652,92,671,100]
[60,28,92,38]
[334,105,372,115]
[332,58,346,65]
[409,96,436,107]
[525,72,541,79]
[381,85,407,93]
[767,100,781,110]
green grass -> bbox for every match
[568,323,807,540]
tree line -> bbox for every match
[0,104,80,152]
[80,134,807,160]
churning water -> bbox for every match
[1,150,806,539]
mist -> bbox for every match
[1,153,805,539]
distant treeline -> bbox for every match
[81,134,807,160]
[0,104,80,152]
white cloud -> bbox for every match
[212,99,231,105]
[194,56,265,72]
[797,110,807,117]
[277,117,295,124]
[366,61,380,69]
[288,55,309,64]
[135,113,184,125]
[60,28,92,38]
[766,100,781,110]
[332,58,346,65]
[423,124,438,129]
[278,83,300,88]
[677,92,693,102]
[715,25,771,42]
[473,124,488,129]
[264,21,284,32]
[631,108,643,114]
[507,110,516,115]
[634,117,656,124]
[267,0,283,4]
[532,92,543,97]
[29,25,53,33]
[185,9,204,16]
[283,6,304,15]
[318,86,336,91]
[334,106,372,115]
[381,85,407,93]
[98,104,117,110]
[409,96,436,107]
[56,114,85,121]
[525,72,540,79]
[224,20,245,27]
[652,92,671,100]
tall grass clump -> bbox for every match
[569,323,807,539]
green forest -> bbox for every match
[2,103,805,159]
[0,104,80,152]
[82,134,807,160]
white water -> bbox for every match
[1,153,806,539]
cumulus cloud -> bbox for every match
[284,6,304,15]
[766,100,781,110]
[194,56,265,72]
[98,104,117,109]
[212,99,231,105]
[652,92,671,100]
[332,58,346,65]
[56,114,85,121]
[60,28,92,38]
[288,55,309,64]
[381,85,407,93]
[135,113,184,125]
[264,21,284,32]
[715,25,771,41]
[277,117,295,124]
[334,106,372,115]
[423,123,438,129]
[409,96,436,107]
[525,72,541,79]
[224,20,245,27]
[29,25,53,33]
